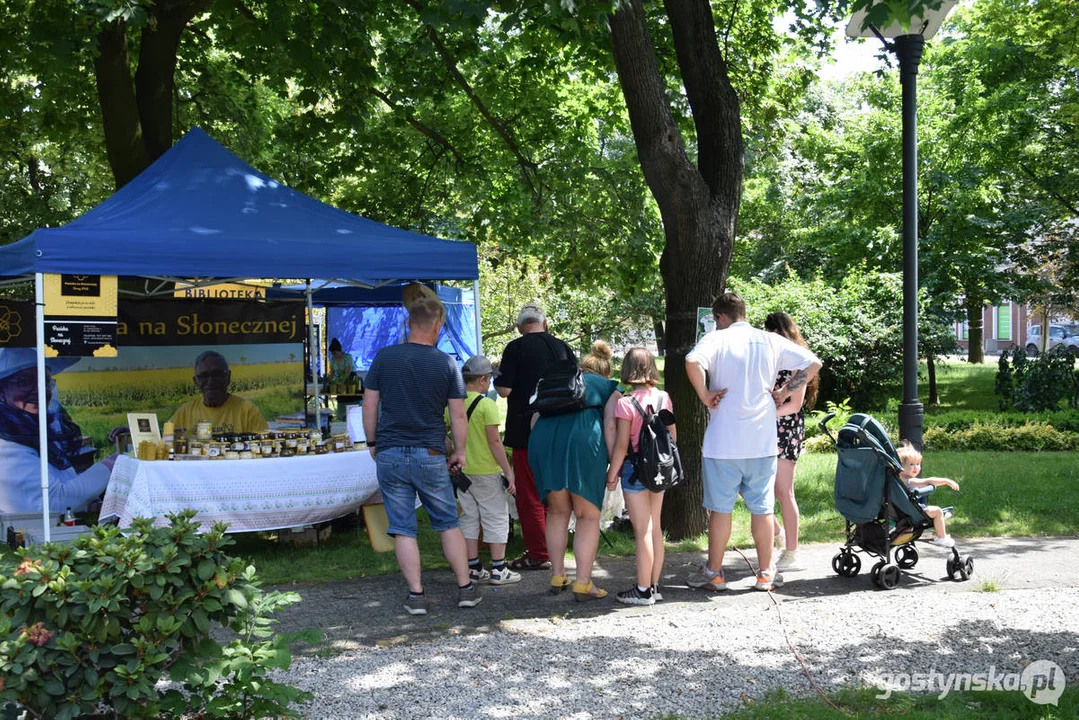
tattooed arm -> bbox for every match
[771,360,823,403]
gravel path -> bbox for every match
[267,537,1079,718]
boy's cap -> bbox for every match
[462,355,494,376]
[517,304,545,325]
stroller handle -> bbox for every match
[817,411,837,433]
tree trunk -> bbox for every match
[94,0,213,188]
[966,300,984,364]
[94,20,148,190]
[610,0,742,540]
[136,2,211,162]
[1041,308,1051,353]
[927,354,939,405]
[652,315,666,356]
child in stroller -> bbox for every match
[896,440,959,548]
[821,412,973,589]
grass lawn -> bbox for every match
[683,686,1079,720]
[918,358,1002,412]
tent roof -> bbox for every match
[0,128,477,283]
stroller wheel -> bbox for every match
[834,551,861,577]
[870,560,885,586]
[896,544,919,569]
[878,564,901,589]
[946,557,959,580]
[956,556,974,581]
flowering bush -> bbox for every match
[0,511,315,719]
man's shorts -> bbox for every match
[376,446,460,538]
[702,456,778,515]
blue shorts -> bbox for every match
[619,458,649,495]
[702,456,777,515]
[376,446,460,538]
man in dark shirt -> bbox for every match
[363,291,480,615]
[495,304,576,570]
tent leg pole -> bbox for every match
[307,280,321,434]
[472,279,482,356]
[36,273,51,542]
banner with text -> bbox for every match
[117,300,304,346]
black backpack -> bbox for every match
[530,359,587,416]
[628,396,683,492]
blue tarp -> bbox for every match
[327,286,477,369]
[267,282,478,369]
[0,128,477,283]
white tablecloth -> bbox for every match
[100,452,380,533]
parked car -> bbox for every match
[1025,324,1079,357]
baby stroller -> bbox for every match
[819,412,974,590]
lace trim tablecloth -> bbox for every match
[100,452,381,533]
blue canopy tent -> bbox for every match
[0,127,480,540]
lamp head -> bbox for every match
[846,0,956,39]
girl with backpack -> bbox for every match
[605,348,676,606]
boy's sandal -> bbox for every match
[509,553,552,571]
[549,575,573,594]
[572,580,608,602]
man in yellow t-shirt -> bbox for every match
[169,351,268,434]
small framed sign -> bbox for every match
[127,412,161,451]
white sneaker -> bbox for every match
[932,535,955,548]
[773,529,786,549]
[489,566,521,585]
[775,548,800,570]
[469,567,491,583]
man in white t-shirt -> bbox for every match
[684,292,821,591]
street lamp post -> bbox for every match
[847,1,955,450]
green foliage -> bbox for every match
[996,347,1079,412]
[0,511,315,719]
[477,244,661,357]
[925,409,1079,435]
[804,403,1079,453]
[806,396,854,439]
[924,423,1079,452]
[733,267,908,408]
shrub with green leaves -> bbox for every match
[923,423,1079,452]
[0,511,315,720]
[732,266,957,409]
[924,408,1079,434]
[996,347,1079,412]
[803,405,1078,453]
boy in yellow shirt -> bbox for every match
[446,355,519,585]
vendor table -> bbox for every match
[100,452,380,533]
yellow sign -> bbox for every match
[43,274,119,357]
[173,282,267,299]
[44,274,118,317]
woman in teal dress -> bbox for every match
[529,341,621,601]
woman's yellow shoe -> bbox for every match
[572,580,608,601]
